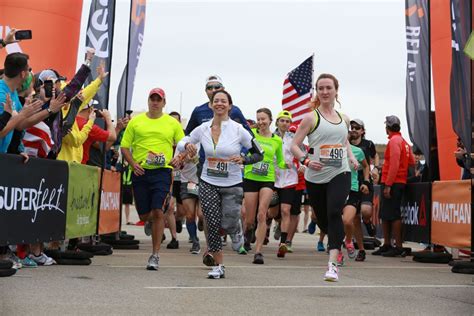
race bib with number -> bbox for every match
[145,151,166,167]
[251,161,270,176]
[207,157,229,178]
[319,144,344,167]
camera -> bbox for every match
[15,30,32,40]
[94,109,103,118]
[43,80,53,98]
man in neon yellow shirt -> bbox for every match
[121,87,184,270]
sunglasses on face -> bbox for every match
[351,126,362,131]
[206,84,223,90]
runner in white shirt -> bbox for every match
[272,110,298,258]
[178,90,264,279]
[175,145,202,254]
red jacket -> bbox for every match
[381,132,415,186]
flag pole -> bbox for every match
[105,0,117,111]
[311,53,315,99]
[122,0,134,117]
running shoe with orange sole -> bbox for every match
[277,243,288,258]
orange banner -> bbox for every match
[431,180,471,248]
[0,0,83,80]
[98,169,121,235]
[430,1,460,180]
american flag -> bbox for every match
[282,55,313,125]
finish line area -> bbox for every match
[1,221,473,315]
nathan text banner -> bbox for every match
[98,169,121,235]
[0,0,83,80]
[0,154,68,245]
[431,180,471,248]
[66,162,99,239]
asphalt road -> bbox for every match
[1,213,473,315]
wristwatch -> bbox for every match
[46,107,53,115]
[0,39,6,48]
[299,155,308,165]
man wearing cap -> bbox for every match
[349,118,378,261]
[372,115,415,257]
[185,75,250,136]
[121,88,184,270]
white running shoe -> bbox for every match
[324,262,339,282]
[146,254,159,271]
[29,253,56,266]
[208,264,225,279]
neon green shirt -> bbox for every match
[350,145,366,192]
[121,113,184,170]
[244,128,286,182]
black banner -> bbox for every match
[401,182,431,243]
[117,0,147,118]
[0,154,68,245]
[84,0,116,110]
[405,0,430,165]
[450,0,471,152]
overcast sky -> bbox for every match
[79,0,409,144]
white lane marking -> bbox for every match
[145,285,473,290]
[109,265,450,269]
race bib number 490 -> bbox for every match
[146,151,166,167]
[319,144,344,167]
[207,158,229,178]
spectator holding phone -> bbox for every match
[0,53,44,153]
[76,101,116,164]
[56,60,107,163]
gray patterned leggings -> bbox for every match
[199,181,243,252]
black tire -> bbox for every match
[119,233,135,241]
[412,252,452,264]
[56,258,92,265]
[0,268,17,277]
[61,250,94,259]
[103,239,139,246]
[93,248,113,256]
[451,261,474,274]
[43,249,62,260]
[0,260,13,269]
[44,249,94,260]
[77,243,112,253]
[111,244,139,250]
[364,237,382,247]
[354,241,375,250]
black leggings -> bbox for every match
[306,172,351,251]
